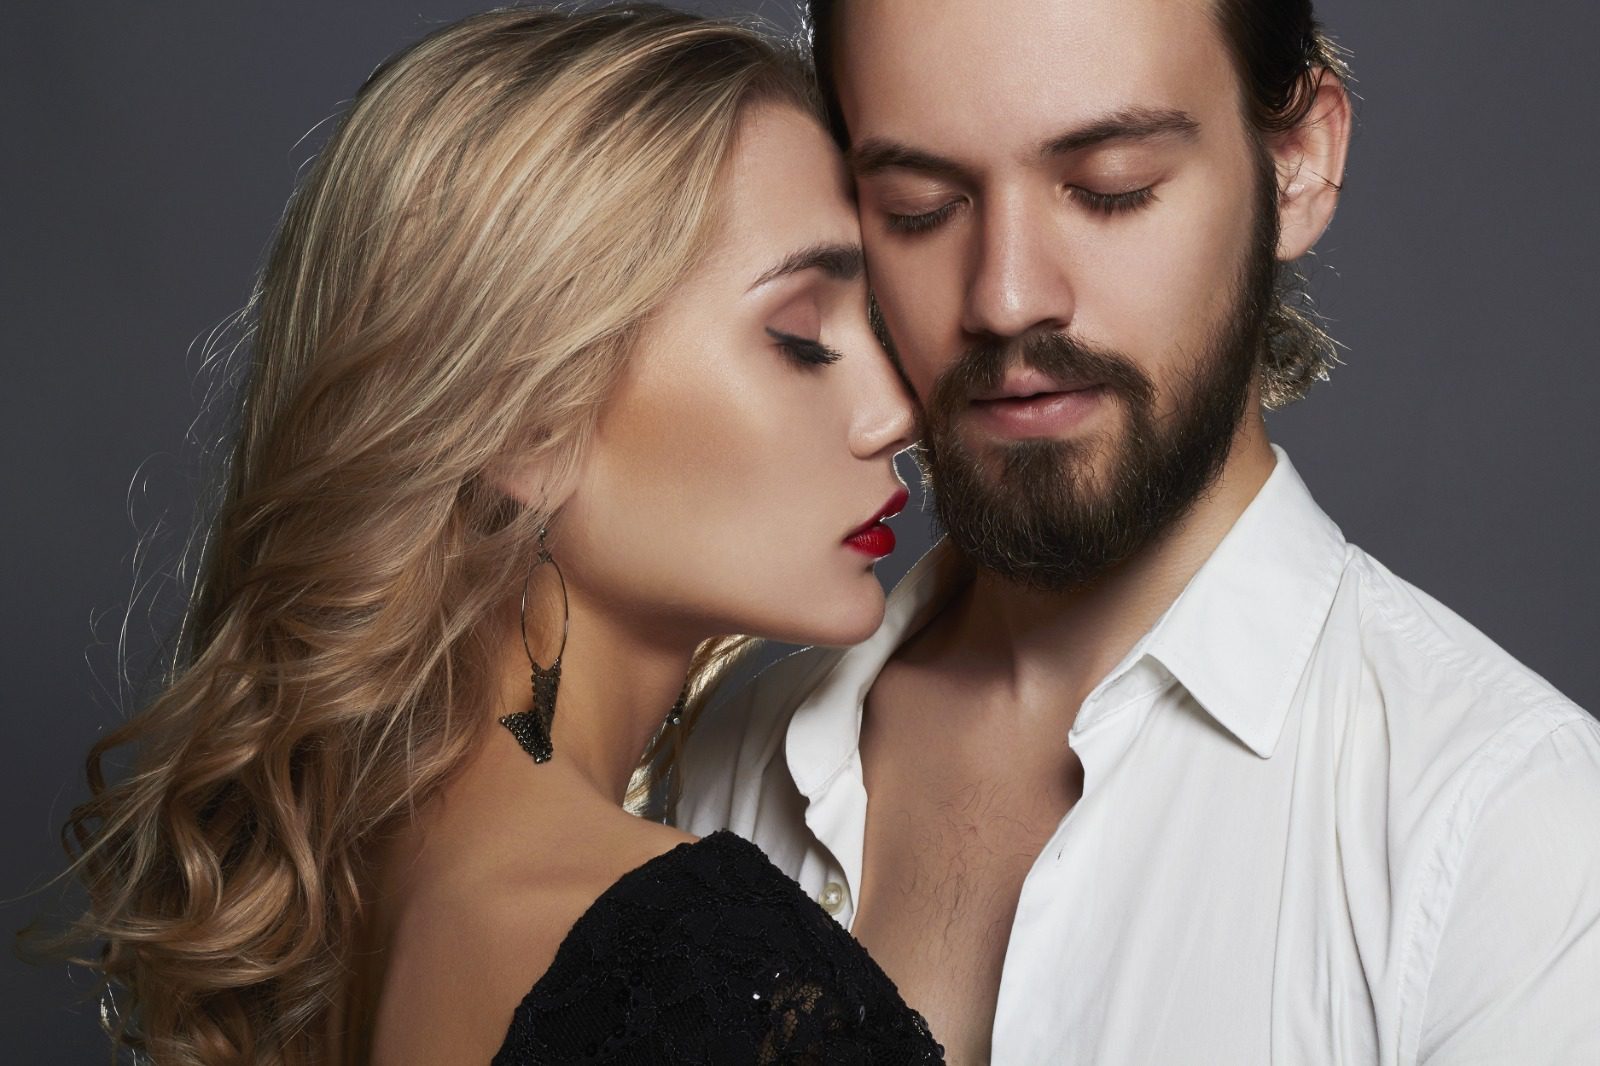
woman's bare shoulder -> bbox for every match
[368,811,695,1066]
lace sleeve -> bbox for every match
[492,831,943,1065]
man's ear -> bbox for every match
[1270,70,1353,262]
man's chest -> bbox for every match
[850,684,1085,1063]
[840,680,1358,1064]
[851,767,1075,954]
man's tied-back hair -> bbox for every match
[804,0,1352,408]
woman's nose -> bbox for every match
[850,335,918,460]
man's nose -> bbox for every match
[961,187,1075,341]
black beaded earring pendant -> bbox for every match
[500,530,568,763]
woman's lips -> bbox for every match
[844,487,909,558]
[845,524,897,558]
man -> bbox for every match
[679,1,1600,1062]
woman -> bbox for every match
[58,6,942,1063]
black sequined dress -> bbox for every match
[491,830,944,1065]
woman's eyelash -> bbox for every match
[767,328,843,368]
[883,186,1157,235]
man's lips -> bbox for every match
[844,487,910,558]
[966,372,1110,437]
[971,367,1103,403]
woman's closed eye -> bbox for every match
[767,327,843,368]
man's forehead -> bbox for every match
[834,0,1232,152]
[832,0,1217,52]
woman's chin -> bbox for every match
[791,585,888,649]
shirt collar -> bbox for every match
[785,538,971,797]
[785,446,1349,793]
[1137,446,1348,758]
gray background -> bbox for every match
[5,0,1597,1059]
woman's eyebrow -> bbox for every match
[747,242,865,292]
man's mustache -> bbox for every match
[925,331,1156,429]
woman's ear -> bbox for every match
[1270,70,1353,262]
[489,448,579,518]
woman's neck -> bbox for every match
[489,591,696,806]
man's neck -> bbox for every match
[924,416,1277,721]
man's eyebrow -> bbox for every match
[747,242,864,291]
[849,139,973,183]
[1039,107,1200,157]
[849,107,1200,182]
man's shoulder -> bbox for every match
[1332,544,1598,877]
[1348,555,1600,1050]
[1287,542,1600,1034]
[675,644,847,832]
[699,643,850,751]
[1340,545,1588,739]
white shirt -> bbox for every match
[679,449,1600,1065]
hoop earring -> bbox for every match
[499,529,568,764]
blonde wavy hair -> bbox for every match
[53,6,814,1063]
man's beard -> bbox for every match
[917,184,1277,592]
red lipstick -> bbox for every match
[844,487,909,559]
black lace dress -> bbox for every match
[491,830,944,1065]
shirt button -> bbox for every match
[819,881,845,914]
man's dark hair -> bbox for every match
[803,0,1351,408]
